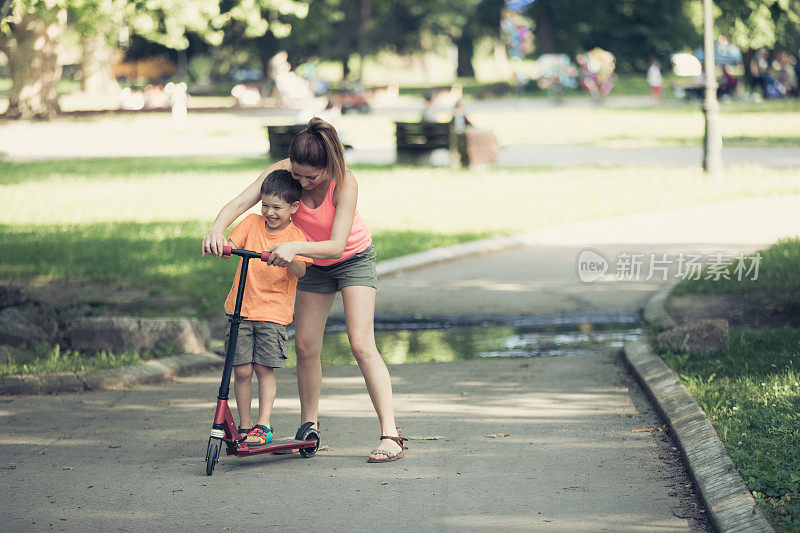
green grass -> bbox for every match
[662,238,800,531]
[673,237,800,317]
[663,328,800,530]
[0,344,153,375]
[0,222,488,316]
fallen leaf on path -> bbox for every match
[406,436,446,440]
[62,466,75,470]
[484,433,509,438]
[108,445,122,449]
[632,426,666,433]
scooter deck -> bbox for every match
[226,436,317,456]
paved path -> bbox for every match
[3,196,798,531]
[3,355,704,532]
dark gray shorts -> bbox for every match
[297,244,377,293]
[226,320,287,368]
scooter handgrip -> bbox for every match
[222,246,232,258]
[260,251,271,262]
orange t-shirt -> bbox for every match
[223,214,311,325]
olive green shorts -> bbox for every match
[226,320,287,368]
[297,244,377,293]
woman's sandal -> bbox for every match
[245,424,273,446]
[367,427,408,463]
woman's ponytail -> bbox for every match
[289,117,346,186]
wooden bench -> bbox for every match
[395,121,498,167]
[265,124,306,160]
[395,121,453,165]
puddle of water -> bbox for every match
[283,322,642,367]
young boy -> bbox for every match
[223,169,311,445]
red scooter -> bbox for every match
[205,246,319,476]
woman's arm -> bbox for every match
[201,159,291,256]
[267,170,358,267]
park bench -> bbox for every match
[395,121,498,167]
[395,121,453,165]
[265,124,306,160]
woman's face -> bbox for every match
[290,162,327,191]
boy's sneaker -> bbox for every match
[245,425,273,445]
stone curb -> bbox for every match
[376,230,539,277]
[0,352,222,395]
[623,284,773,532]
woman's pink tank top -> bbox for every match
[292,179,372,266]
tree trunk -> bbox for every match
[355,0,372,81]
[532,0,557,54]
[341,56,350,81]
[3,5,67,120]
[81,34,120,95]
[456,33,476,78]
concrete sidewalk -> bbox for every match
[2,354,705,532]
[3,195,797,531]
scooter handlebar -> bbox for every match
[220,246,271,262]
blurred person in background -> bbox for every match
[647,59,662,104]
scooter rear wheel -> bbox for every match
[206,438,221,475]
[298,429,320,458]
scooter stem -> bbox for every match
[218,255,251,400]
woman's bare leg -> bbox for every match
[293,290,336,429]
[340,285,401,460]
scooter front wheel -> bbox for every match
[205,438,221,476]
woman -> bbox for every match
[202,118,405,463]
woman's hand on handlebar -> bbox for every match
[202,230,228,257]
[267,242,301,268]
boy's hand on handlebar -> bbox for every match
[267,242,300,268]
[202,231,227,257]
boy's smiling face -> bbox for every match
[261,193,298,232]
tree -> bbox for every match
[526,0,700,72]
[422,0,504,78]
[281,0,430,80]
[711,0,800,52]
[2,0,67,119]
[278,0,504,82]
[1,0,307,119]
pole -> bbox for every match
[703,0,723,177]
